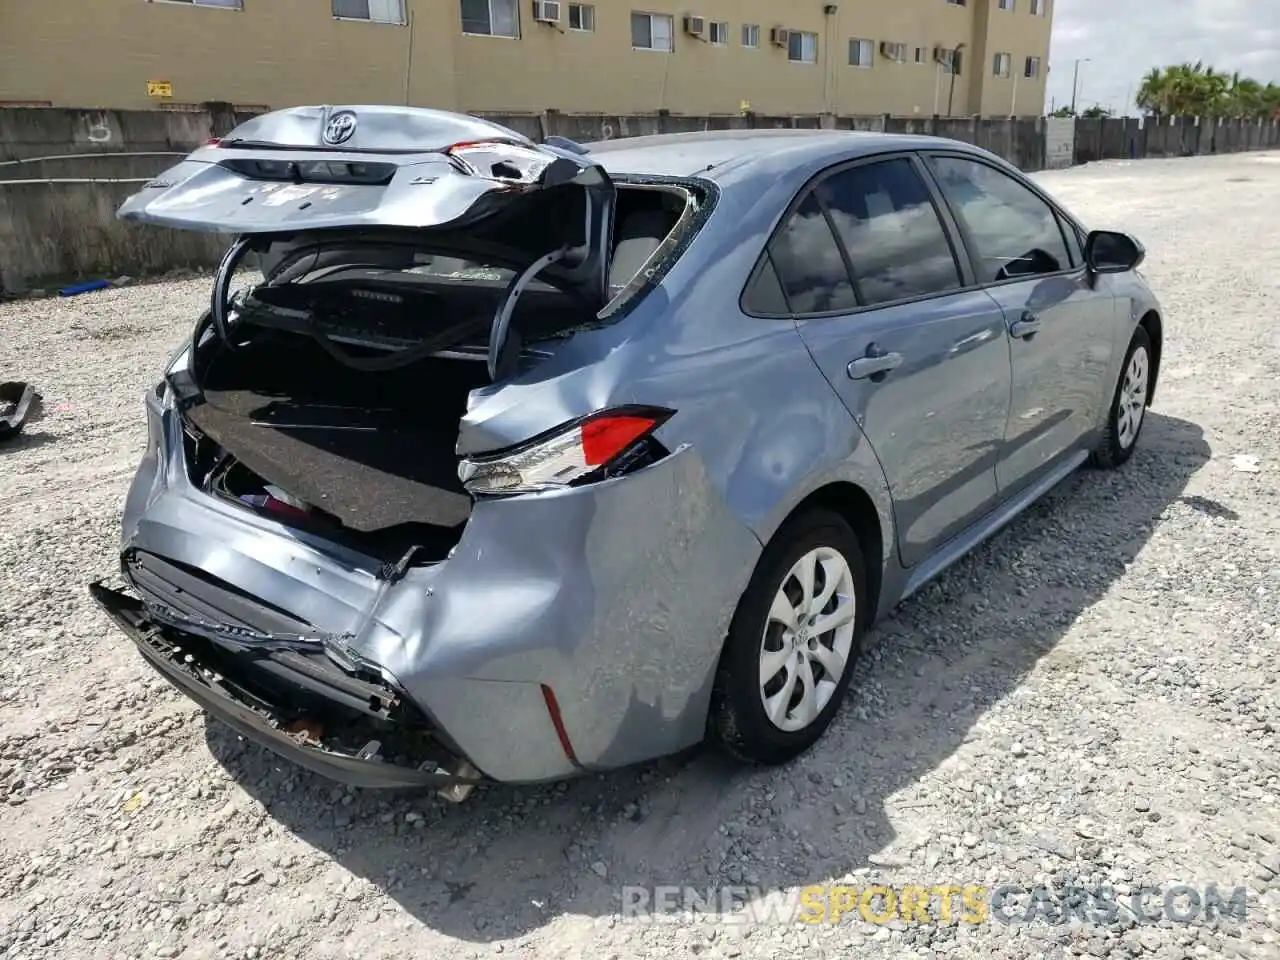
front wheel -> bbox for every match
[1091,325,1153,469]
[709,509,867,766]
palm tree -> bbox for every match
[1135,67,1169,116]
[1264,83,1280,120]
[1134,63,1278,119]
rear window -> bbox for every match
[751,157,964,316]
[239,181,710,356]
[815,158,963,306]
[259,181,703,310]
[767,193,858,314]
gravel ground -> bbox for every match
[1,151,1279,960]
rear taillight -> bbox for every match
[446,141,547,182]
[458,407,672,496]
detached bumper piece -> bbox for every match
[0,382,39,442]
[89,581,484,794]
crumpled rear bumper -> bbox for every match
[89,581,483,791]
[112,388,763,784]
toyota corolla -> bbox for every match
[91,105,1162,800]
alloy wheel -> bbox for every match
[1116,344,1150,450]
[758,546,857,733]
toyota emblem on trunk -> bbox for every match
[322,111,358,146]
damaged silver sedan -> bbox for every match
[94,105,1161,799]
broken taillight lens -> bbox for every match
[458,407,672,496]
[446,141,549,182]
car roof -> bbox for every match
[580,129,986,180]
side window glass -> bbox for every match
[768,193,857,315]
[742,253,790,315]
[815,158,963,306]
[928,155,1071,283]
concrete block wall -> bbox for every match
[1,106,1278,293]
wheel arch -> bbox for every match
[769,481,886,630]
[1138,309,1163,403]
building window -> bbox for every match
[914,46,927,63]
[709,20,728,44]
[155,0,243,8]
[992,52,1011,77]
[334,0,406,22]
[742,23,760,47]
[788,30,818,63]
[568,3,595,31]
[998,0,1014,9]
[460,0,519,36]
[946,0,966,5]
[1025,55,1041,78]
[631,12,673,51]
[937,47,962,74]
[881,41,908,62]
[848,38,874,67]
[1030,0,1046,13]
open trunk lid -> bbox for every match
[117,104,615,304]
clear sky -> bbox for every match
[1046,0,1280,115]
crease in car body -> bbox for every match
[93,106,1161,800]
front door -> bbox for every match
[772,155,1013,567]
[922,153,1118,496]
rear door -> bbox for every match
[921,153,1117,497]
[772,154,1013,568]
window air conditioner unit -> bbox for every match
[532,0,561,23]
[683,15,705,35]
[770,26,790,47]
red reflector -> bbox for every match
[580,415,658,466]
[540,684,579,765]
[205,138,222,147]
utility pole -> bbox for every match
[1070,57,1090,114]
[947,42,967,116]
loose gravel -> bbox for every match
[1,151,1279,960]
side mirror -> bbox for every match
[1085,229,1145,274]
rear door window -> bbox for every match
[927,155,1071,283]
[742,254,791,315]
[767,193,857,314]
[815,158,964,306]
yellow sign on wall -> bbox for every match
[147,80,174,99]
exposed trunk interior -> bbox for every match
[186,333,487,562]
[178,184,691,564]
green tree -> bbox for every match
[1135,63,1279,119]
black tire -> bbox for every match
[1090,324,1154,470]
[709,508,867,766]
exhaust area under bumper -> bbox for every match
[89,581,485,797]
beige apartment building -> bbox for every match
[0,0,1053,119]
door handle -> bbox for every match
[847,344,904,381]
[1009,311,1041,340]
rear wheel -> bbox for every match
[709,509,867,765]
[1091,325,1153,469]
